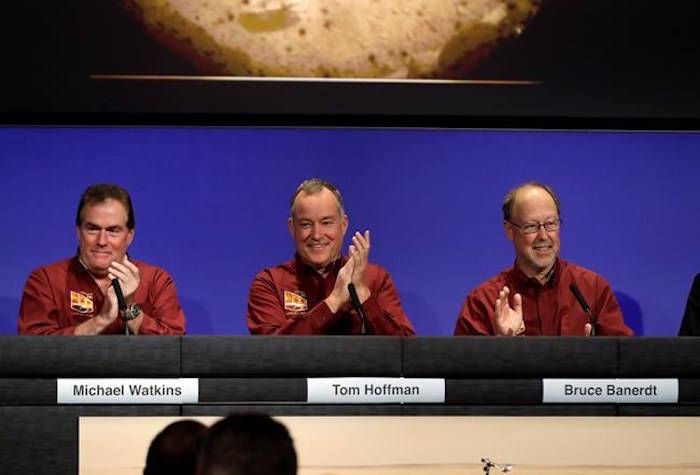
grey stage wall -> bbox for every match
[2,336,700,474]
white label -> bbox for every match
[542,379,678,403]
[307,378,445,403]
[57,378,199,404]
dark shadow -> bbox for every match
[401,291,444,336]
[179,296,215,335]
[0,297,21,335]
[615,291,644,336]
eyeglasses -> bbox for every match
[507,218,562,235]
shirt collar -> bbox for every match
[512,258,561,288]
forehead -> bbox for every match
[81,199,129,224]
[293,188,342,218]
[512,187,557,220]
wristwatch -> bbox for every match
[121,304,141,321]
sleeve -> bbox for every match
[246,270,342,335]
[593,275,634,336]
[18,268,76,335]
[679,274,700,336]
[454,291,494,336]
[361,270,415,336]
[138,269,186,335]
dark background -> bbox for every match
[2,1,700,123]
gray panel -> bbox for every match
[402,405,619,416]
[0,336,181,376]
[0,405,180,475]
[618,405,700,416]
[446,379,541,405]
[403,337,618,377]
[182,404,403,416]
[199,378,307,402]
[182,336,402,376]
[0,378,55,404]
[679,379,700,402]
[618,337,700,376]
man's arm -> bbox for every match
[247,270,344,335]
[132,269,186,335]
[679,274,700,336]
[454,292,495,336]
[359,270,415,336]
[592,276,634,336]
[18,269,77,335]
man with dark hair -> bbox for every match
[679,274,700,336]
[18,183,186,335]
[247,178,415,335]
[197,414,297,475]
[144,420,206,475]
[455,182,633,336]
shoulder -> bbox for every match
[252,258,296,283]
[29,257,73,278]
[470,268,511,295]
[559,259,613,291]
[131,259,175,282]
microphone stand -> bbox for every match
[348,283,366,335]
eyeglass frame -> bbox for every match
[506,217,563,235]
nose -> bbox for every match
[97,229,108,246]
[310,223,322,240]
[535,224,549,240]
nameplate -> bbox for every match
[542,379,678,403]
[57,378,199,404]
[307,377,445,403]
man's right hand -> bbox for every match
[324,258,355,313]
[494,286,525,336]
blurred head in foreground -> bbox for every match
[144,419,207,475]
[197,413,297,475]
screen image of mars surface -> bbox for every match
[118,0,541,79]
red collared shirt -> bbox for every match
[247,255,415,335]
[455,259,633,336]
[18,256,186,335]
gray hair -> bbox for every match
[289,178,345,217]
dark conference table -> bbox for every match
[2,335,700,473]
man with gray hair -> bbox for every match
[247,178,415,335]
[454,182,632,336]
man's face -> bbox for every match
[288,188,348,270]
[505,186,561,277]
[76,199,134,277]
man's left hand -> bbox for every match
[108,255,140,305]
[349,230,371,303]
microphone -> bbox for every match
[569,283,596,336]
[347,283,366,335]
[112,279,130,335]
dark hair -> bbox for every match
[144,420,207,475]
[289,178,345,217]
[197,414,297,475]
[75,183,135,229]
[502,181,561,221]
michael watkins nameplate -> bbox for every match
[307,377,445,403]
[57,378,199,404]
[543,379,678,403]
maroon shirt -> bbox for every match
[18,257,186,335]
[247,255,415,335]
[454,259,633,336]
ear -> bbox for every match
[126,228,135,247]
[287,217,295,238]
[341,214,349,237]
[504,221,514,242]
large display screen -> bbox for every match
[1,126,697,335]
[2,1,700,121]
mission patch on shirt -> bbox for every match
[284,290,308,312]
[70,290,94,314]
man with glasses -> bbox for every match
[454,182,633,336]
